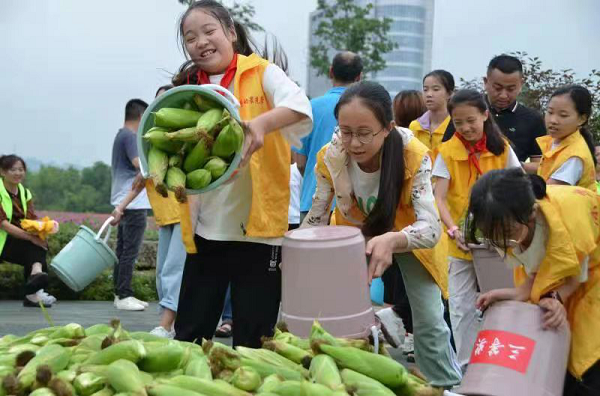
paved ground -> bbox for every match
[0,300,410,364]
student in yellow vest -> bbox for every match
[433,89,522,370]
[0,155,57,307]
[169,0,312,348]
[537,85,596,191]
[303,81,462,388]
[468,169,600,396]
[409,70,455,157]
[595,146,600,194]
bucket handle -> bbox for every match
[95,217,114,244]
[201,84,241,109]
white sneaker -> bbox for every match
[402,333,414,354]
[375,307,405,349]
[149,326,175,339]
[36,289,57,305]
[115,297,145,311]
[114,295,148,308]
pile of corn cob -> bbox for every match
[0,320,440,396]
[144,93,244,203]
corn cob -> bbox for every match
[139,341,185,373]
[74,372,106,396]
[0,335,19,347]
[186,169,212,190]
[340,369,395,396]
[77,335,105,352]
[147,146,169,197]
[144,128,185,154]
[31,335,50,346]
[166,167,188,203]
[257,374,283,393]
[302,381,336,396]
[169,153,184,168]
[309,355,342,390]
[90,386,115,396]
[196,108,224,136]
[166,127,206,143]
[83,340,146,366]
[106,359,147,396]
[128,332,170,344]
[263,340,312,367]
[212,124,242,158]
[193,94,221,112]
[48,377,77,396]
[239,358,303,381]
[8,343,40,355]
[271,380,303,396]
[55,369,77,383]
[231,366,261,392]
[148,383,207,396]
[183,139,211,173]
[236,347,307,376]
[18,344,71,389]
[184,354,212,380]
[29,388,55,396]
[165,375,251,396]
[182,101,198,111]
[203,157,228,180]
[320,344,407,389]
[309,322,340,350]
[85,324,113,337]
[49,323,85,340]
[154,108,203,129]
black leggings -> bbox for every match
[564,360,600,396]
[381,262,413,333]
[0,235,48,289]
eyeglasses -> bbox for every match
[338,126,386,144]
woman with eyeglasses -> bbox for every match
[467,168,600,396]
[302,81,462,389]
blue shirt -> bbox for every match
[293,87,345,212]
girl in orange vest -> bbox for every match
[433,89,522,369]
[468,168,600,396]
[304,81,462,388]
[537,85,596,191]
[170,0,312,348]
[409,70,455,157]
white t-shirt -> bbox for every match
[432,145,522,179]
[548,140,584,185]
[192,64,313,245]
[288,163,302,225]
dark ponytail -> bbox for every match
[448,89,507,156]
[0,155,27,173]
[173,0,288,86]
[549,85,596,166]
[334,81,405,237]
[466,168,545,251]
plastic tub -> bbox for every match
[137,84,243,195]
[470,244,514,293]
[281,226,377,339]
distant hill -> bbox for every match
[24,157,85,172]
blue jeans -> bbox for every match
[221,285,232,323]
[156,223,186,312]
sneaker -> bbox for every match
[37,289,57,305]
[23,293,52,308]
[402,333,414,355]
[149,326,175,339]
[115,296,145,311]
[131,297,149,308]
[375,307,405,349]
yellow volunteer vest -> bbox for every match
[438,135,510,260]
[316,137,449,298]
[179,53,291,246]
[0,182,31,256]
[409,115,451,160]
[537,130,596,191]
[513,186,600,378]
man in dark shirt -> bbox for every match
[443,55,546,173]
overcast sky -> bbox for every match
[2,0,598,167]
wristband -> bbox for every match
[541,290,563,305]
[447,226,459,239]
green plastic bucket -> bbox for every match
[137,84,243,195]
[50,217,117,292]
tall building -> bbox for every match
[307,0,434,98]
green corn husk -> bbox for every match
[212,124,242,159]
[231,367,261,392]
[169,153,184,168]
[29,388,55,396]
[154,108,203,129]
[138,341,185,373]
[148,146,169,196]
[340,369,395,396]
[321,344,407,389]
[183,138,212,173]
[31,335,50,346]
[236,347,307,376]
[166,127,205,143]
[203,157,228,180]
[302,381,336,396]
[144,128,185,154]
[55,369,77,383]
[186,169,212,190]
[83,340,146,366]
[210,347,302,381]
[8,343,40,355]
[90,386,115,396]
[106,359,147,396]
[272,329,311,351]
[196,108,224,136]
[309,322,340,350]
[49,323,85,340]
[165,375,251,396]
[309,355,342,390]
[85,324,113,337]
[193,94,221,112]
[392,373,440,396]
[74,372,106,396]
[149,383,207,396]
[128,332,170,344]
[263,340,312,367]
[77,335,105,352]
[271,380,303,396]
[166,167,188,203]
[18,344,71,389]
[256,374,283,393]
[182,101,198,111]
[184,355,212,380]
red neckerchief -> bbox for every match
[186,54,238,90]
[456,132,488,183]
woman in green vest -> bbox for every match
[0,155,54,307]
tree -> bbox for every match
[177,0,264,32]
[460,51,600,141]
[309,0,397,77]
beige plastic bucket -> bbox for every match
[470,244,514,293]
[458,300,570,396]
[281,226,377,339]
